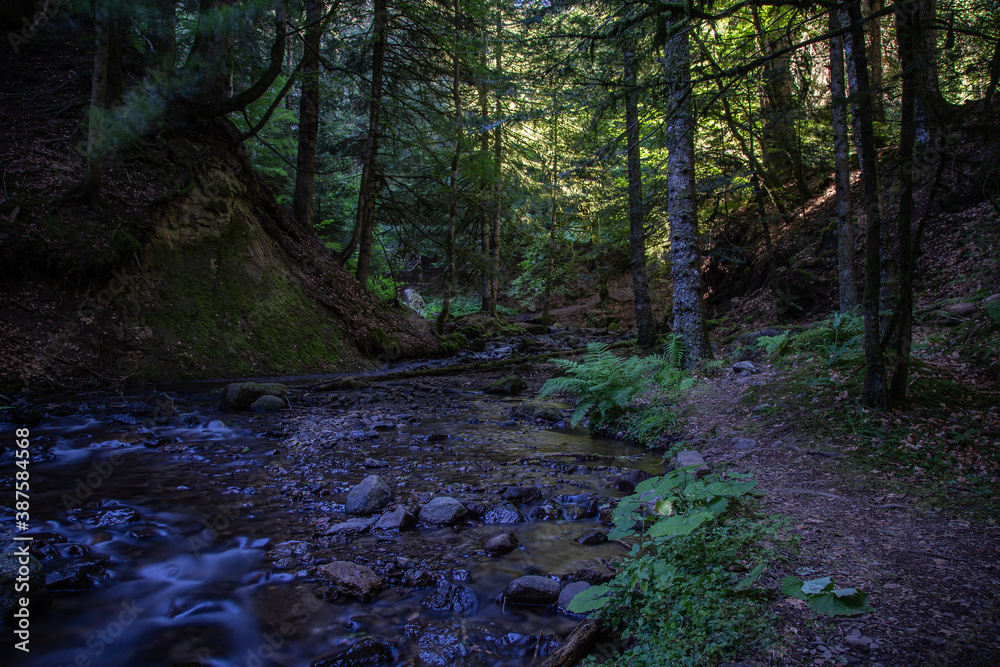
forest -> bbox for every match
[1,0,999,666]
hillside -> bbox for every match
[0,28,436,393]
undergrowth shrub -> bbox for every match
[539,341,694,446]
[570,470,782,666]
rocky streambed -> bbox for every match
[2,361,664,666]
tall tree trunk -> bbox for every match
[830,8,859,312]
[436,0,462,334]
[488,13,503,317]
[843,4,894,330]
[914,0,943,147]
[864,0,885,123]
[82,1,111,202]
[340,0,387,280]
[889,0,919,405]
[542,110,558,324]
[664,25,711,367]
[293,0,323,232]
[846,0,887,409]
[479,84,492,312]
[623,49,655,348]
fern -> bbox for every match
[664,335,685,368]
[540,343,663,427]
[756,331,791,356]
[702,358,727,376]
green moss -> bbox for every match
[134,225,345,380]
[447,332,469,349]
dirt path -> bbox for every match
[674,364,1000,666]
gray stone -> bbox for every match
[501,485,543,504]
[515,401,563,422]
[613,469,653,493]
[733,361,759,374]
[419,497,467,525]
[401,287,426,316]
[363,458,389,468]
[558,581,591,612]
[89,507,141,527]
[311,637,394,667]
[251,395,286,412]
[422,580,477,615]
[318,561,383,601]
[530,500,563,521]
[732,437,757,451]
[671,450,710,479]
[502,575,561,605]
[346,475,394,516]
[322,517,377,536]
[575,529,607,545]
[483,502,525,524]
[485,375,528,396]
[375,506,416,531]
[484,530,518,556]
[219,382,288,411]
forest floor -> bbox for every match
[378,342,1000,666]
[667,349,1000,666]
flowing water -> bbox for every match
[2,379,660,667]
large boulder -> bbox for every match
[484,530,519,556]
[612,469,653,493]
[501,575,560,605]
[484,375,528,396]
[515,401,564,422]
[501,485,543,504]
[251,395,286,412]
[558,581,591,613]
[311,637,394,667]
[483,502,525,524]
[419,497,467,526]
[318,561,383,601]
[219,382,289,411]
[374,505,416,531]
[421,580,478,615]
[346,475,394,516]
[671,450,710,479]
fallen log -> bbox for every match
[540,617,605,667]
[299,340,632,388]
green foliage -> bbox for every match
[539,343,663,427]
[791,312,863,365]
[662,334,686,367]
[985,299,1000,325]
[614,406,677,447]
[701,358,728,376]
[367,273,403,303]
[756,331,791,356]
[424,295,484,321]
[781,575,871,616]
[571,471,780,666]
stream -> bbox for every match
[2,366,662,666]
